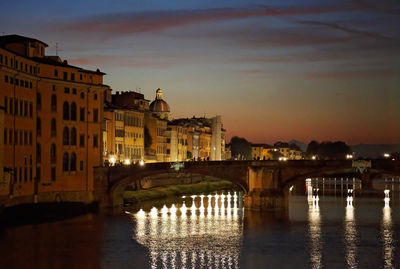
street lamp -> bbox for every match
[384,153,390,158]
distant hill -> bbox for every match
[288,140,307,152]
[351,144,400,159]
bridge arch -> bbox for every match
[105,164,249,207]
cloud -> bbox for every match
[69,55,172,69]
[298,20,399,42]
[55,4,366,36]
[301,68,397,79]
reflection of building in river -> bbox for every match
[133,193,243,268]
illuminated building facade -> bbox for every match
[103,92,146,164]
[0,34,109,199]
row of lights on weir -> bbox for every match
[131,193,240,217]
[308,186,391,208]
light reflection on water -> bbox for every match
[382,191,394,269]
[308,195,322,269]
[128,181,398,269]
[344,199,358,268]
[132,192,243,268]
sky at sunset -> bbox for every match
[1,0,399,144]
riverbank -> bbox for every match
[123,179,235,204]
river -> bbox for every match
[0,179,399,268]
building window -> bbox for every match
[51,118,56,137]
[63,72,67,80]
[93,134,98,148]
[37,93,41,110]
[51,167,56,181]
[54,69,58,77]
[80,161,84,171]
[80,92,84,99]
[63,127,69,145]
[72,88,77,95]
[9,130,12,144]
[51,94,57,112]
[9,98,13,114]
[14,99,18,115]
[51,144,56,164]
[37,118,41,136]
[64,87,70,94]
[29,102,33,117]
[4,97,7,113]
[70,152,76,171]
[36,143,41,163]
[93,109,98,122]
[24,102,27,117]
[71,73,75,81]
[29,131,32,145]
[63,102,69,120]
[94,93,97,100]
[36,167,41,181]
[30,82,32,88]
[71,102,77,121]
[4,75,8,83]
[71,127,77,146]
[79,134,85,147]
[4,128,7,144]
[24,131,27,145]
[63,153,69,171]
[80,108,85,121]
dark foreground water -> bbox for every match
[0,181,399,269]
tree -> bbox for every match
[187,151,193,160]
[230,136,252,160]
[144,127,152,149]
[306,140,351,160]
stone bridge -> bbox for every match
[93,160,400,210]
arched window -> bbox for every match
[50,144,56,163]
[70,127,77,145]
[51,118,56,137]
[63,101,69,120]
[70,102,77,121]
[70,152,76,171]
[63,152,69,171]
[51,94,57,112]
[63,127,69,145]
[36,117,41,136]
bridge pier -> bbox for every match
[244,190,287,211]
[244,166,288,211]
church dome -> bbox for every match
[149,88,170,112]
